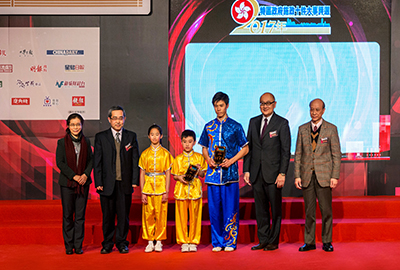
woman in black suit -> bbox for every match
[56,113,93,255]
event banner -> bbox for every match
[0,0,150,15]
[0,27,99,120]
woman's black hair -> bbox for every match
[66,113,84,134]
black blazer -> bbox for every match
[243,113,291,184]
[56,137,93,187]
[94,128,139,196]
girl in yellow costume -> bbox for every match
[172,130,207,253]
[139,124,174,253]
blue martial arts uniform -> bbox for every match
[198,116,248,249]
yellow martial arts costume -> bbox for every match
[139,145,174,241]
[171,151,207,245]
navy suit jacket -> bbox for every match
[94,128,139,196]
[243,113,291,184]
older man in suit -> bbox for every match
[243,92,291,251]
[94,105,140,254]
[294,98,341,252]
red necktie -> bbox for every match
[313,125,317,133]
[261,118,268,139]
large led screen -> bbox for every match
[185,42,380,155]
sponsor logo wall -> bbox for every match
[0,28,99,120]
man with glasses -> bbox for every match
[243,92,291,251]
[94,105,140,254]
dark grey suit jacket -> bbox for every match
[56,137,93,187]
[243,113,291,184]
[94,128,139,196]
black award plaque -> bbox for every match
[184,164,199,182]
[213,146,226,165]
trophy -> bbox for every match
[184,164,199,182]
[213,146,226,165]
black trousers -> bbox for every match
[252,171,282,245]
[302,172,333,244]
[100,181,132,249]
[60,184,89,250]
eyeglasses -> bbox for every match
[69,124,81,128]
[260,101,275,107]
[110,116,124,121]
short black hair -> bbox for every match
[148,124,163,135]
[212,92,229,106]
[108,105,126,118]
[181,129,196,141]
[66,113,84,134]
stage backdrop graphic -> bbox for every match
[0,27,100,120]
[169,0,392,196]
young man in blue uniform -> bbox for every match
[198,92,249,252]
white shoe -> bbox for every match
[145,242,154,253]
[155,241,163,252]
[212,247,222,252]
[189,244,197,252]
[224,247,235,252]
[181,244,189,253]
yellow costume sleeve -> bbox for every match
[138,147,149,171]
[197,152,207,172]
[171,154,181,175]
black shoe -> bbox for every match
[66,249,74,255]
[75,249,83,254]
[118,245,129,254]
[264,244,279,251]
[251,243,268,250]
[322,243,334,252]
[299,243,316,252]
[100,248,112,254]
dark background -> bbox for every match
[0,0,399,199]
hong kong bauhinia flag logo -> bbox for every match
[231,0,256,24]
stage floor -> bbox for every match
[1,242,400,270]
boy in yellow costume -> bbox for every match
[139,124,174,253]
[172,130,207,252]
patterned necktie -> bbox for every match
[116,132,121,143]
[261,118,268,140]
[312,126,318,151]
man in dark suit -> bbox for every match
[94,105,139,254]
[243,92,291,251]
[294,98,341,252]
